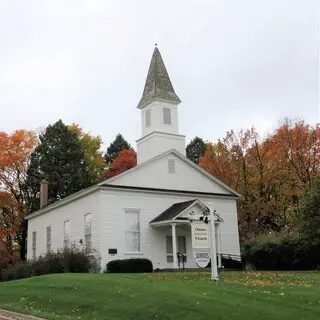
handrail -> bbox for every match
[218,253,242,260]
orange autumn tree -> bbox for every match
[0,192,19,255]
[199,120,320,242]
[272,119,320,189]
[103,149,137,179]
[0,130,38,259]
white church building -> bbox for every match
[25,46,241,270]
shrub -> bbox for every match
[242,231,320,270]
[106,258,153,273]
[0,245,100,282]
[4,261,33,281]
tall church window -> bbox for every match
[46,226,51,253]
[64,220,70,248]
[84,213,92,253]
[125,210,141,252]
[146,109,151,127]
[32,231,37,259]
[163,107,171,125]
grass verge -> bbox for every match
[0,271,319,320]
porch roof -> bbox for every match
[150,200,197,224]
[150,199,224,226]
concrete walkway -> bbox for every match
[0,310,46,320]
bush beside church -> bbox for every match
[0,245,101,282]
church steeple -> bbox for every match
[136,46,186,164]
[137,46,181,109]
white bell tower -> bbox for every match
[136,46,186,164]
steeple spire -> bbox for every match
[137,46,181,108]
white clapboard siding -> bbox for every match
[99,188,240,270]
[27,191,100,260]
[106,153,232,195]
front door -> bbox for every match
[166,235,187,263]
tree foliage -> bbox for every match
[69,124,105,184]
[0,129,38,260]
[25,120,88,213]
[298,175,320,243]
[104,134,132,165]
[104,149,137,179]
[199,120,320,242]
[186,137,207,164]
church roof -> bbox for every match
[137,46,181,108]
[150,200,197,223]
[25,149,241,220]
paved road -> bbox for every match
[0,310,46,320]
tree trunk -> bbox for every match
[19,219,28,261]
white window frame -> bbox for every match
[46,225,51,253]
[124,209,141,254]
[145,109,151,128]
[163,107,171,125]
[84,213,92,253]
[166,235,187,263]
[32,231,36,259]
[63,220,70,249]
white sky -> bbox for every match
[0,0,319,148]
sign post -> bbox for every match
[191,221,210,268]
[188,203,219,281]
[208,206,219,281]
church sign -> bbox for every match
[191,221,210,268]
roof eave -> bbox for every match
[24,185,100,220]
[137,96,181,109]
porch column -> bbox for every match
[216,223,222,268]
[171,223,178,269]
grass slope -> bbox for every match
[0,272,319,320]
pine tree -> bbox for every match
[104,134,132,165]
[186,137,207,164]
[299,175,320,243]
[25,120,88,213]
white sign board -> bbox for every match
[191,221,210,268]
[191,223,209,248]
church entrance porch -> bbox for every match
[150,199,223,270]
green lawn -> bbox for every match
[0,271,319,320]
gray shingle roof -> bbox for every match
[137,46,181,108]
[150,200,197,223]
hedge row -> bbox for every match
[242,233,320,270]
[0,245,100,282]
[106,258,153,273]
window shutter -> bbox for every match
[163,107,171,125]
[146,109,151,127]
[168,160,175,173]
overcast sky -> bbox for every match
[0,0,318,148]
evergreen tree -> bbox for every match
[25,120,88,213]
[104,134,132,165]
[299,175,320,243]
[186,137,207,164]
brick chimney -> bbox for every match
[40,180,49,209]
